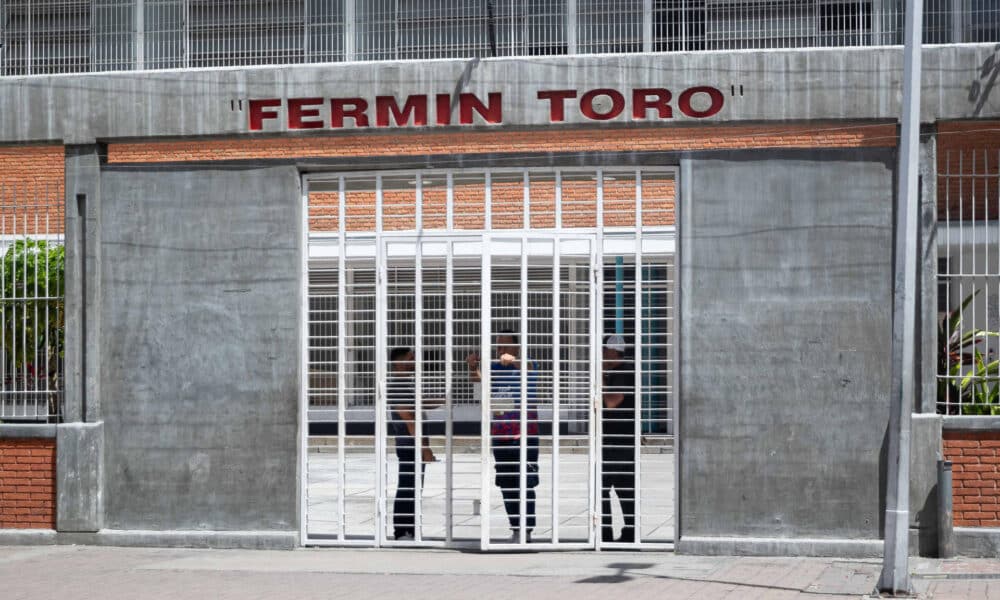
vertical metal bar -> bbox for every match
[43,199,50,418]
[136,0,145,70]
[445,238,454,543]
[959,150,964,409]
[446,171,455,232]
[183,0,190,68]
[299,176,311,545]
[1,184,6,418]
[375,174,387,547]
[33,209,39,415]
[303,0,310,62]
[26,0,32,76]
[480,232,492,550]
[567,0,578,54]
[593,168,605,550]
[337,176,347,541]
[642,0,653,52]
[551,234,561,543]
[414,175,425,541]
[15,187,23,417]
[485,172,492,231]
[633,169,644,543]
[951,0,964,43]
[555,170,563,230]
[523,171,530,230]
[519,234,528,544]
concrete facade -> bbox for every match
[677,149,894,555]
[0,42,997,556]
[98,166,301,534]
[0,45,996,143]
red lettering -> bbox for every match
[459,92,502,125]
[678,86,724,118]
[632,88,673,120]
[581,89,626,121]
[248,98,281,131]
[330,98,370,128]
[436,94,452,125]
[288,97,324,129]
[537,90,577,122]
[375,95,428,127]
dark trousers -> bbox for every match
[601,449,636,542]
[393,436,426,538]
[491,436,539,531]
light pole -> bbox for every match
[879,0,923,594]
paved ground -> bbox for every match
[3,545,1000,599]
[307,446,674,543]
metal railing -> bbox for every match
[0,183,64,422]
[937,148,1000,416]
[1,1,997,76]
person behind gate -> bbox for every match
[388,347,436,541]
[602,334,637,543]
[466,329,539,543]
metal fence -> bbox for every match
[0,183,64,422]
[937,148,1000,416]
[2,1,997,76]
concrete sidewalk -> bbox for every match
[2,545,999,599]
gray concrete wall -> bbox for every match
[677,149,894,553]
[909,414,942,556]
[0,45,996,144]
[56,422,104,532]
[98,166,301,532]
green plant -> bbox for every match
[0,239,65,387]
[939,290,1000,415]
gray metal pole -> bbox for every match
[937,460,955,558]
[879,0,923,594]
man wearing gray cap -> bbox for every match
[601,334,636,543]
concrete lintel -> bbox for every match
[0,529,297,550]
[942,416,1000,431]
[675,536,884,558]
[0,424,57,438]
[953,527,1000,558]
[56,422,104,532]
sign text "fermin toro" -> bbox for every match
[247,86,725,131]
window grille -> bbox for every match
[2,1,997,77]
[0,183,65,423]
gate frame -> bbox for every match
[299,166,681,550]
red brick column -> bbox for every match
[0,438,57,529]
[943,430,1000,527]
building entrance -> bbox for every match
[302,169,675,550]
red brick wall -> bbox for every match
[0,145,65,235]
[108,122,896,165]
[144,123,890,234]
[0,438,57,529]
[936,120,1000,221]
[944,430,1000,527]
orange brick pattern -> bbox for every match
[937,121,1000,222]
[0,145,65,236]
[308,175,676,233]
[944,430,1000,527]
[109,122,896,165]
[0,438,56,529]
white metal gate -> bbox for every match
[302,168,675,550]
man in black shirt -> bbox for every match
[601,334,636,543]
[388,347,434,541]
